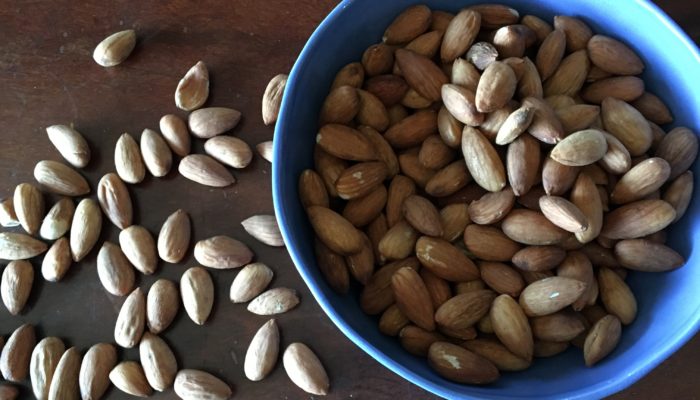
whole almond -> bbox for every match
[391,267,434,331]
[601,199,675,239]
[480,261,524,297]
[175,61,209,111]
[462,338,531,371]
[119,225,157,275]
[315,239,350,295]
[601,97,653,156]
[343,185,387,227]
[558,251,596,310]
[93,30,135,67]
[316,124,376,162]
[462,126,506,192]
[345,233,375,284]
[598,268,637,325]
[96,242,135,296]
[416,236,480,282]
[1,260,33,315]
[262,74,287,125]
[230,262,274,303]
[39,198,74,240]
[244,319,280,381]
[146,279,179,334]
[436,106,463,148]
[366,214,388,265]
[97,173,132,229]
[299,169,329,209]
[70,198,102,262]
[550,129,607,167]
[435,290,496,332]
[362,44,394,77]
[109,361,152,398]
[532,311,586,342]
[248,287,299,315]
[536,29,566,80]
[41,237,71,282]
[428,342,499,384]
[418,135,453,170]
[441,84,483,126]
[0,198,19,228]
[140,128,172,177]
[475,61,517,113]
[319,86,359,124]
[356,89,389,132]
[518,57,544,99]
[501,209,569,245]
[178,154,235,187]
[490,294,534,361]
[331,62,364,90]
[611,157,670,204]
[46,125,91,168]
[283,343,329,396]
[468,187,515,225]
[79,343,117,400]
[615,239,684,272]
[47,347,81,400]
[159,114,191,157]
[631,92,673,125]
[584,314,622,366]
[599,131,632,174]
[519,277,586,316]
[188,107,242,138]
[542,157,580,196]
[365,74,409,107]
[534,340,570,358]
[587,35,644,75]
[383,4,431,44]
[451,58,481,91]
[241,214,284,247]
[360,258,419,315]
[395,49,448,102]
[512,245,566,272]
[358,125,400,177]
[34,160,90,196]
[307,206,364,255]
[464,224,521,262]
[543,50,590,97]
[583,76,645,104]
[664,171,693,222]
[114,288,146,348]
[495,106,535,145]
[570,173,603,244]
[379,304,410,336]
[386,175,416,227]
[402,195,442,237]
[522,96,564,144]
[655,126,699,179]
[1,324,35,381]
[194,235,254,269]
[204,136,253,169]
[335,161,388,200]
[399,325,444,356]
[156,209,190,264]
[114,133,146,184]
[553,16,592,51]
[181,266,214,325]
[539,195,588,233]
[556,104,601,134]
[30,337,65,400]
[139,332,177,392]
[439,203,470,242]
[0,232,48,260]
[440,9,480,63]
[522,14,553,41]
[507,134,540,196]
[14,183,44,235]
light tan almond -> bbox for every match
[507,134,540,196]
[416,236,480,281]
[490,294,534,361]
[230,262,274,303]
[441,84,483,126]
[79,343,117,400]
[97,173,132,229]
[539,195,588,233]
[536,29,566,80]
[467,187,515,225]
[47,347,81,400]
[0,232,47,260]
[119,225,157,275]
[96,242,135,296]
[428,342,499,384]
[543,49,589,97]
[244,319,279,381]
[37,198,73,241]
[13,183,44,236]
[114,133,146,184]
[475,61,517,113]
[451,58,480,91]
[188,107,242,138]
[178,154,235,187]
[109,361,152,398]
[501,209,569,245]
[156,209,190,264]
[307,206,364,255]
[175,61,209,111]
[550,129,607,166]
[480,261,524,298]
[518,57,544,99]
[556,104,601,134]
[440,9,481,63]
[316,124,376,161]
[139,332,177,392]
[241,214,284,247]
[531,311,586,342]
[159,114,190,157]
[283,343,329,396]
[391,267,434,331]
[140,128,172,177]
[571,173,603,244]
[114,288,146,348]
[601,199,676,239]
[33,160,90,196]
[631,92,673,125]
[584,314,621,366]
[583,76,645,104]
[0,198,19,228]
[522,96,564,144]
[1,260,33,315]
[601,97,652,156]
[395,49,448,101]
[464,225,521,262]
[193,235,253,269]
[1,324,35,382]
[30,337,65,400]
[262,73,287,125]
[461,126,506,192]
[146,279,179,334]
[519,277,586,316]
[664,171,693,222]
[587,35,644,75]
[248,288,299,315]
[655,126,699,179]
[181,267,214,325]
[599,132,632,174]
[511,245,566,272]
[46,125,90,168]
[553,16,592,51]
[41,237,71,282]
[92,30,135,67]
[69,198,102,262]
[495,106,534,145]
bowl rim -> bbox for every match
[272,0,700,398]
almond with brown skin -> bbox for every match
[556,104,601,134]
[601,199,675,239]
[1,324,35,382]
[0,198,19,228]
[34,160,90,196]
[475,61,517,113]
[439,203,470,242]
[320,85,359,125]
[631,92,673,125]
[316,124,376,161]
[0,232,47,260]
[299,169,329,209]
[119,225,157,275]
[188,107,241,138]
[181,267,214,325]
[587,35,644,75]
[441,84,483,126]
[520,277,586,316]
[399,325,444,356]
[48,347,81,400]
[14,183,44,235]
[531,311,586,342]
[553,16,592,51]
[193,235,254,269]
[462,126,506,192]
[401,88,432,109]
[664,171,693,222]
[335,161,388,200]
[655,127,699,179]
[30,337,64,400]
[435,290,496,332]
[611,157,670,204]
[79,343,117,400]
[615,239,684,272]
[542,157,580,196]
[507,134,540,196]
[490,294,534,361]
[398,150,436,188]
[147,279,180,334]
[543,50,590,97]
[601,97,652,156]
[1,260,33,315]
[283,343,329,396]
[584,314,621,366]
[598,268,637,325]
[464,224,521,262]
[41,237,71,282]
[331,62,364,89]
[386,175,416,227]
[536,29,566,80]
[550,129,607,167]
[428,342,499,384]
[384,109,438,149]
[358,126,399,177]
[512,245,566,272]
[140,128,172,177]
[179,154,235,187]
[70,198,102,262]
[360,257,419,315]
[364,75,409,107]
[501,209,569,245]
[244,319,280,381]
[114,288,146,348]
[390,267,434,331]
[402,195,442,237]
[539,195,588,233]
[97,242,135,296]
[367,214,388,265]
[405,30,442,59]
[46,125,91,168]
[480,261,524,298]
[440,9,481,63]
[570,173,603,244]
[362,44,394,77]
[175,61,209,111]
[416,236,479,282]
[345,234,374,284]
[379,304,410,336]
[395,49,448,101]
[522,14,553,42]
[307,206,364,255]
[558,251,596,310]
[356,89,389,131]
[159,114,191,157]
[418,135,453,170]
[462,339,531,371]
[342,185,387,227]
[599,131,632,174]
[97,172,132,229]
[378,220,418,261]
[468,187,515,225]
[109,361,152,398]
[534,340,570,358]
[522,96,564,144]
[114,133,146,184]
[582,76,645,104]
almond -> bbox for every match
[307,206,364,255]
[178,154,235,187]
[114,133,146,184]
[319,85,359,124]
[631,92,673,125]
[342,185,387,227]
[542,157,580,196]
[33,160,90,196]
[38,198,73,240]
[384,109,438,149]
[30,337,65,400]
[398,149,436,188]
[467,187,515,225]
[534,340,570,358]
[402,195,442,237]
[462,126,506,192]
[480,261,524,297]
[495,106,535,145]
[70,198,102,262]
[416,236,480,282]
[615,239,684,272]
[298,169,329,209]
[0,198,19,228]
[543,50,590,97]
[79,343,117,400]
[366,214,388,266]
[511,245,566,272]
[466,42,498,70]
[550,129,607,166]
[490,294,534,360]
[156,209,190,264]
[46,125,91,168]
[440,9,481,63]
[315,240,350,295]
[475,61,517,113]
[441,84,483,126]
[519,276,586,316]
[139,332,177,392]
[428,342,499,384]
[13,182,44,235]
[391,267,435,331]
[245,319,280,381]
[462,339,531,371]
[539,195,588,232]
[283,343,329,396]
[41,237,71,282]
[435,290,495,332]
[556,104,601,134]
[386,175,416,227]
[345,233,375,284]
[254,140,272,162]
[97,173,132,229]
[599,131,632,174]
[553,16,592,51]
[47,347,81,400]
[464,224,521,262]
[175,61,209,111]
[159,114,191,157]
[140,128,173,177]
[119,225,157,275]
[241,214,284,247]
[536,29,566,80]
[109,361,152,397]
[418,135,453,170]
[598,268,637,325]
[114,288,146,348]
[601,199,675,239]
[501,209,569,245]
[188,107,242,138]
[96,242,135,296]
[194,235,254,269]
[248,287,299,315]
[522,96,564,144]
[0,232,47,260]
[316,124,376,161]
[518,57,544,99]
[601,97,653,156]
[383,5,431,44]
[439,203,470,242]
[356,89,389,131]
[174,369,232,400]
[655,126,699,179]
[395,49,448,101]
[558,251,596,310]
[492,26,527,58]
[664,171,693,222]
[362,44,394,77]
[399,325,444,356]
[360,257,419,315]
[522,14,553,42]
[611,157,670,204]
[587,35,644,75]
[181,266,214,325]
[92,30,135,67]
[379,304,410,336]
[583,314,622,366]
[570,173,603,244]
[331,62,364,89]
[262,74,287,125]
[1,260,33,315]
[582,76,645,104]
[1,324,35,382]
[451,58,481,91]
[146,279,179,334]
[507,134,540,196]
[378,219,417,261]
[358,125,400,177]
[365,74,409,108]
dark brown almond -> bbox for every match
[392,267,435,331]
[379,304,410,336]
[386,175,416,227]
[384,109,438,148]
[364,75,408,107]
[343,185,387,227]
[480,261,525,297]
[416,236,479,282]
[512,246,566,272]
[428,342,499,384]
[440,9,481,63]
[314,239,350,294]
[345,234,375,284]
[399,149,436,187]
[360,257,419,315]
[405,30,443,59]
[299,169,329,208]
[335,161,387,200]
[399,325,445,356]
[383,4,431,44]
[356,89,389,131]
[395,49,448,101]
[331,62,364,89]
[464,224,521,262]
[316,124,376,161]
[439,204,470,242]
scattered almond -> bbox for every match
[146,279,179,334]
[244,319,279,381]
[181,266,214,325]
[114,288,146,348]
[46,125,91,168]
[93,30,136,67]
[175,61,209,111]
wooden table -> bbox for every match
[0,1,697,398]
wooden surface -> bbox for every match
[0,1,697,399]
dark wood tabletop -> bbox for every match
[0,1,697,399]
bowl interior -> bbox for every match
[273,0,700,399]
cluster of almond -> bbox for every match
[0,30,328,399]
[301,4,697,384]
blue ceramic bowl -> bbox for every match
[273,1,700,398]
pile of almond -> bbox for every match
[0,29,330,399]
[301,4,697,384]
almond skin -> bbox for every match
[356,89,389,131]
[46,125,91,168]
[1,260,33,315]
[631,92,673,125]
[178,154,235,187]
[386,175,416,227]
[248,288,300,315]
[79,343,117,400]
[490,294,534,361]
[244,319,280,381]
[0,323,36,382]
[114,133,146,184]
[70,198,102,262]
[181,267,214,325]
[428,342,499,384]
[159,114,191,157]
[119,225,157,275]
[97,172,133,229]
[542,157,580,196]
[93,30,135,67]
[558,251,596,310]
[283,343,329,396]
[175,60,209,111]
[146,279,180,334]
[531,311,586,342]
[34,160,90,196]
[359,125,400,177]
[307,206,364,255]
[379,304,410,336]
[114,288,146,348]
[188,107,242,138]
[96,242,135,297]
[399,325,445,356]
[157,209,191,263]
[30,337,65,400]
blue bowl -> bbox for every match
[273,1,700,398]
